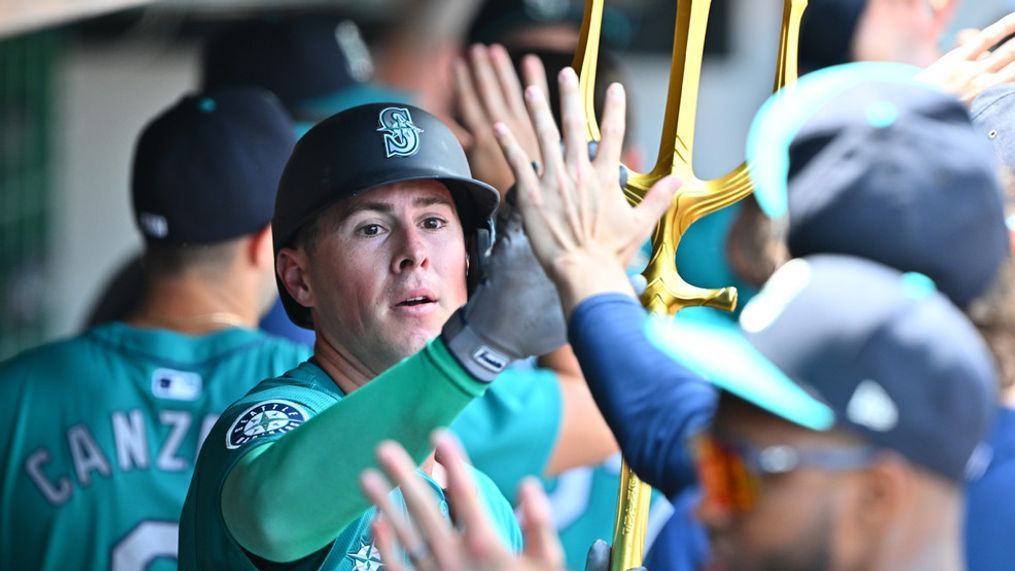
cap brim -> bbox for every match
[645,313,835,432]
[746,62,923,219]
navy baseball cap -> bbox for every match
[972,84,1015,179]
[131,88,296,245]
[202,18,388,122]
[272,103,499,328]
[748,63,1008,307]
[650,254,998,482]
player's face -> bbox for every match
[698,402,873,571]
[306,180,468,372]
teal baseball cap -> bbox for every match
[649,254,997,482]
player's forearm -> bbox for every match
[223,337,488,563]
[568,294,718,498]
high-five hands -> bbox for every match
[454,44,544,194]
[493,65,681,315]
[359,433,564,571]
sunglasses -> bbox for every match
[693,434,879,516]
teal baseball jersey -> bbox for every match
[180,359,522,570]
[544,454,672,571]
[451,362,563,504]
[0,322,310,571]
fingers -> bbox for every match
[454,58,491,137]
[957,12,1015,59]
[521,54,551,104]
[983,34,1015,73]
[955,28,982,50]
[523,85,567,180]
[633,175,681,234]
[490,44,528,119]
[371,514,408,571]
[517,477,565,568]
[558,67,592,171]
[471,44,513,124]
[494,122,543,200]
[593,83,627,173]
[360,468,426,566]
[433,433,500,543]
[374,441,458,566]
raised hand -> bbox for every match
[454,44,543,194]
[918,12,1015,105]
[359,432,564,571]
[494,66,681,315]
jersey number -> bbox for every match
[111,520,178,571]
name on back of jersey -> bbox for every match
[23,409,218,507]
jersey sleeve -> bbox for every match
[568,294,719,498]
[210,337,493,565]
[451,365,562,504]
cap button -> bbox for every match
[989,129,999,140]
[198,98,217,113]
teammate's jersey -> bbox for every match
[179,359,522,571]
[543,454,672,571]
[0,322,310,571]
[451,362,562,504]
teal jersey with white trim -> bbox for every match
[452,363,562,504]
[0,322,310,571]
[179,360,522,571]
[544,454,672,571]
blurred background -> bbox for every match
[0,0,1011,360]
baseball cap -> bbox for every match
[798,0,866,74]
[650,254,998,482]
[201,18,392,122]
[272,102,499,327]
[972,84,1015,181]
[747,63,1008,307]
[131,88,296,245]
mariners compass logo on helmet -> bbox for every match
[226,400,308,449]
[377,106,424,158]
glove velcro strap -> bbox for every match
[441,310,512,383]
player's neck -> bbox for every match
[311,334,377,395]
[129,273,259,334]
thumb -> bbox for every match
[633,175,681,227]
[955,28,981,49]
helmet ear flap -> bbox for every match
[466,226,493,294]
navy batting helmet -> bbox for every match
[272,102,500,328]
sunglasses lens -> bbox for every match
[694,436,760,515]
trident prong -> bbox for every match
[572,0,807,568]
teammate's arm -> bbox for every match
[221,337,486,563]
[538,346,619,475]
[568,293,717,497]
[493,66,710,496]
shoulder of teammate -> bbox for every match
[0,331,98,403]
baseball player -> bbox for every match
[179,102,568,569]
[0,88,310,571]
[202,21,620,501]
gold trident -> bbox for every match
[571,0,808,568]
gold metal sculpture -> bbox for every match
[571,0,808,568]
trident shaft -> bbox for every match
[571,1,808,568]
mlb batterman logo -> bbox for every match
[377,106,423,158]
[226,400,308,449]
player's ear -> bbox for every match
[277,247,314,310]
[246,225,274,269]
